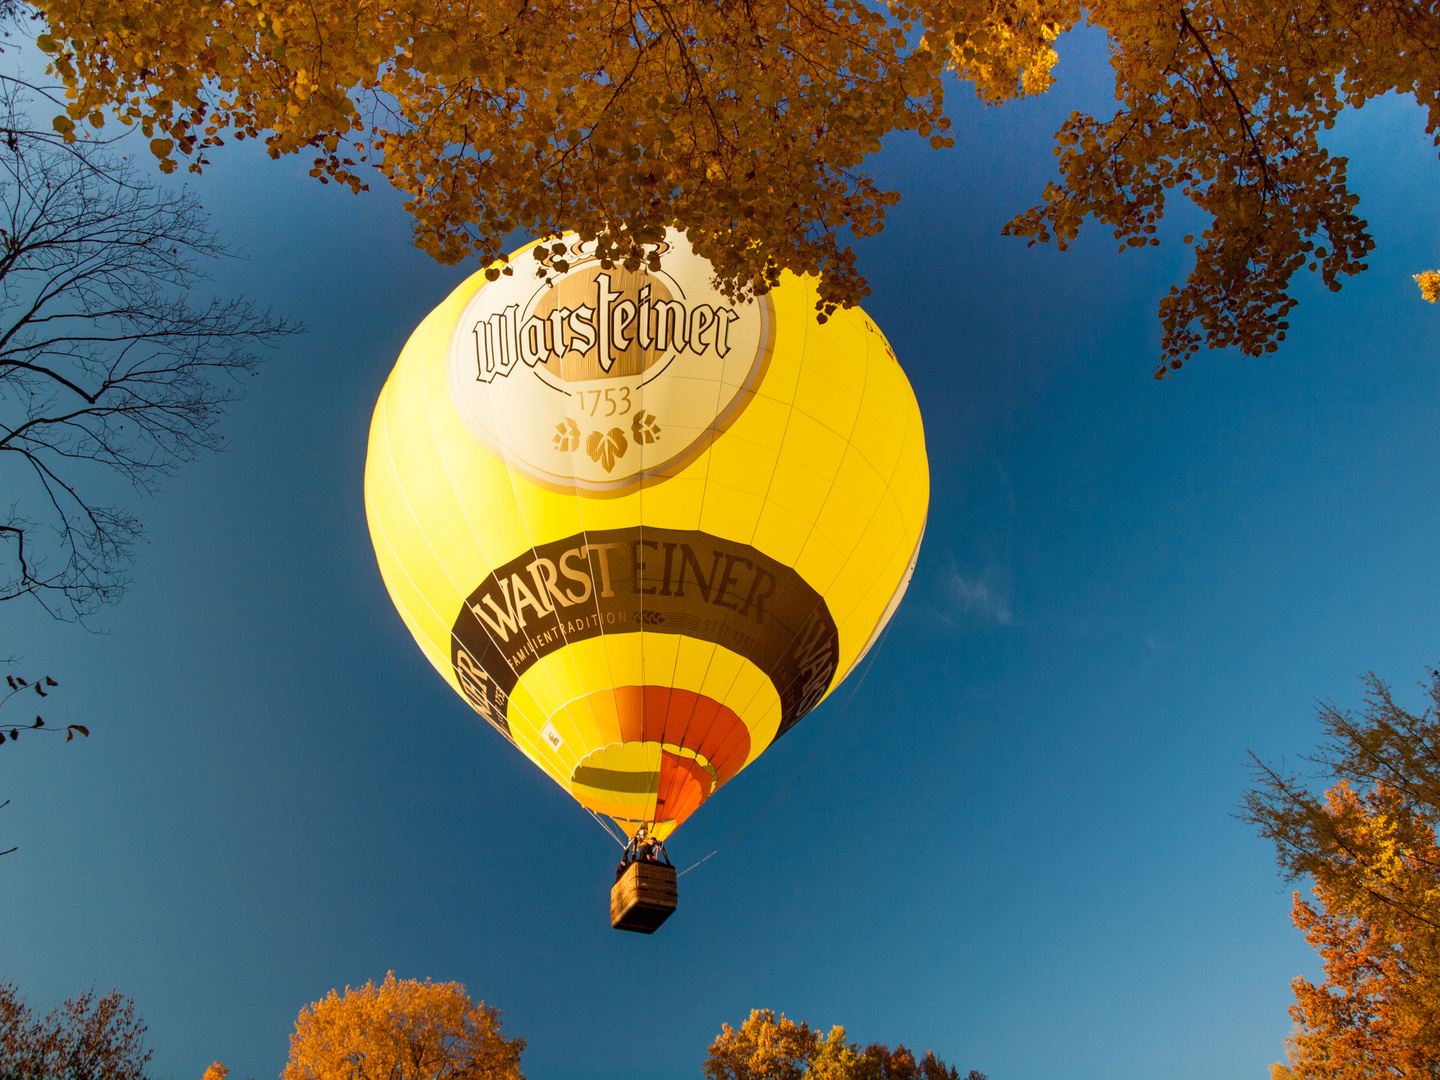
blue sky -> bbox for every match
[2,26,1438,1080]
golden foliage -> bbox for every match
[705,1010,820,1080]
[1415,272,1440,303]
[1000,0,1399,375]
[926,0,1078,104]
[33,0,956,318]
[29,0,1440,365]
[282,972,524,1080]
[703,1009,973,1080]
[1246,670,1440,1080]
[201,1064,229,1080]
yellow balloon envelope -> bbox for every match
[365,231,928,842]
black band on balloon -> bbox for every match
[450,527,839,739]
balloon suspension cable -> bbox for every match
[676,623,894,878]
[586,806,628,847]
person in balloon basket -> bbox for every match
[615,836,669,880]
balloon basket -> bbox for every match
[610,860,678,933]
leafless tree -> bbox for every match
[0,80,297,620]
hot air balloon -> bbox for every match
[364,231,927,931]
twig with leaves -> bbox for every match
[0,671,85,744]
[0,669,86,856]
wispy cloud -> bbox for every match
[943,572,1013,626]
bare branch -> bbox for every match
[0,81,300,621]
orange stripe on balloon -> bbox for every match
[605,686,751,783]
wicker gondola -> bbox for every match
[610,860,678,933]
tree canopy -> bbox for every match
[703,1009,979,1080]
[0,982,153,1080]
[1245,668,1440,1079]
[282,973,525,1080]
[30,0,1440,374]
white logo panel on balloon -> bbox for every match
[448,230,773,495]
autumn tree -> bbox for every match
[1416,272,1440,304]
[704,1010,979,1080]
[0,981,153,1080]
[704,1010,820,1080]
[29,0,1440,373]
[853,1042,976,1080]
[282,973,525,1080]
[0,74,296,618]
[1244,667,1440,1079]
